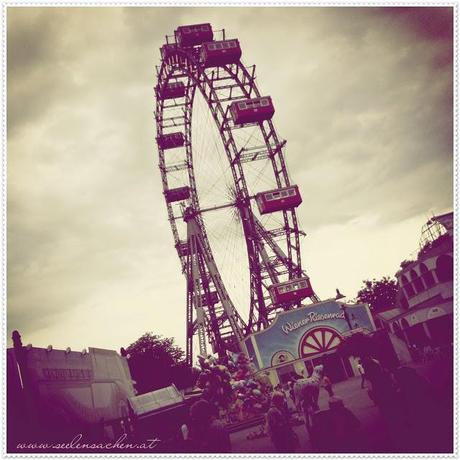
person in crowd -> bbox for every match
[266,392,299,452]
[357,359,366,389]
[361,356,409,449]
[310,397,361,452]
[322,374,334,397]
[186,399,231,453]
[393,365,447,451]
[409,344,422,362]
[285,380,297,409]
[423,344,434,362]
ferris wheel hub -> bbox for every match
[183,206,197,222]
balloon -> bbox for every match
[235,371,246,380]
[227,362,237,372]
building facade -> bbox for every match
[376,212,454,350]
[7,332,136,447]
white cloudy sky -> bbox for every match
[7,6,453,354]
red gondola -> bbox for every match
[175,23,213,47]
[165,186,190,203]
[229,96,275,125]
[158,81,186,100]
[256,185,302,215]
[269,278,314,304]
[161,44,178,60]
[157,132,185,150]
[200,39,242,67]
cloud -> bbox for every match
[378,7,453,42]
[7,7,453,353]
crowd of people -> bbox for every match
[179,354,361,453]
[358,354,453,452]
[172,349,452,453]
[409,343,445,363]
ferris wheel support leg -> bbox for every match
[185,213,246,353]
[188,233,208,360]
[186,277,194,366]
[253,214,320,304]
[196,307,207,358]
[257,240,280,285]
[253,215,295,272]
[237,203,269,331]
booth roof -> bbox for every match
[128,384,184,416]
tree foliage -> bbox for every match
[337,332,375,359]
[338,330,401,370]
[124,332,199,394]
[356,276,398,313]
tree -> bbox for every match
[338,330,401,371]
[124,332,198,394]
[337,332,375,359]
[356,277,398,313]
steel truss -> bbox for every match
[155,27,319,365]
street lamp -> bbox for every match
[340,303,353,330]
[335,288,345,300]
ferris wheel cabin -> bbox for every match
[157,81,186,100]
[269,278,314,305]
[229,97,275,125]
[165,186,190,203]
[175,23,213,47]
[256,185,302,215]
[157,132,185,150]
[200,39,242,67]
[161,44,178,60]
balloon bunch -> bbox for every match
[195,355,233,411]
[195,352,273,422]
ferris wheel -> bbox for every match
[155,24,319,365]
